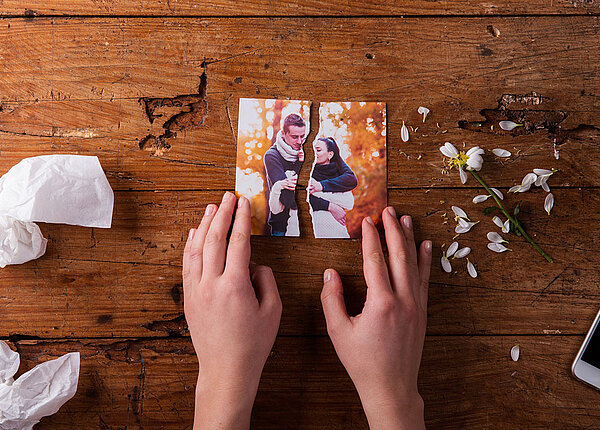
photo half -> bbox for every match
[307,102,387,239]
[235,98,311,236]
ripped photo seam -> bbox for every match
[235,98,387,239]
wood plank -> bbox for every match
[0,17,599,189]
[5,336,599,429]
[2,188,599,338]
[2,1,600,16]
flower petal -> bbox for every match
[473,194,490,204]
[466,146,483,156]
[492,148,511,157]
[487,232,506,243]
[445,142,458,157]
[452,206,469,220]
[441,256,452,273]
[544,192,554,215]
[466,154,483,171]
[502,219,510,233]
[455,225,471,234]
[492,216,504,229]
[418,106,430,122]
[508,185,522,193]
[467,259,478,278]
[458,217,470,228]
[454,247,471,258]
[533,168,552,176]
[401,121,409,142]
[446,241,459,257]
[522,172,538,187]
[511,345,520,362]
[487,242,509,253]
[490,187,504,200]
[499,120,521,131]
[459,167,468,184]
[541,181,550,193]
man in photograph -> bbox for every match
[264,113,306,236]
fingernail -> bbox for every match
[188,228,195,241]
[424,240,432,253]
[204,204,216,217]
[387,206,397,218]
[402,215,413,230]
[222,191,233,203]
[365,216,375,226]
[238,196,247,208]
[324,269,332,283]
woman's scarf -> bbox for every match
[311,162,340,182]
[274,131,301,162]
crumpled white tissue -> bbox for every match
[0,155,114,268]
[0,341,80,429]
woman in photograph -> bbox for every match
[307,137,358,238]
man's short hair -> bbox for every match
[282,113,306,134]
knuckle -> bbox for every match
[189,248,203,262]
[367,249,386,265]
[229,229,249,245]
[204,231,223,246]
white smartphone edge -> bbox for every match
[571,308,600,391]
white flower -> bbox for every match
[487,242,511,253]
[511,345,520,362]
[490,188,504,200]
[401,121,409,142]
[509,172,538,193]
[441,255,452,273]
[492,148,511,157]
[534,168,555,192]
[466,259,477,278]
[499,120,522,131]
[446,241,459,257]
[473,194,491,204]
[492,216,510,233]
[453,247,471,259]
[487,232,508,243]
[452,206,469,220]
[439,142,484,184]
[544,193,554,215]
[418,106,430,122]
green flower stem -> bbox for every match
[470,170,553,263]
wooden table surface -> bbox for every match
[1,1,600,428]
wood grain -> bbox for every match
[2,1,600,16]
[4,336,599,429]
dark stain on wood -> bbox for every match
[97,314,114,324]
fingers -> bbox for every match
[185,204,218,290]
[250,265,282,313]
[225,196,251,273]
[383,207,418,300]
[202,192,237,278]
[182,227,196,301]
[417,240,432,308]
[361,216,392,294]
[321,269,351,334]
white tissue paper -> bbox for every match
[0,155,114,268]
[0,341,80,429]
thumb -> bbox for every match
[321,269,350,335]
[250,264,282,314]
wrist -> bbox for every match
[359,390,425,430]
[194,373,259,430]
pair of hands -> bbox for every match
[183,192,432,429]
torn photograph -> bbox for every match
[307,102,387,239]
[235,98,311,236]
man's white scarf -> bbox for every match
[274,130,301,162]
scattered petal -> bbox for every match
[533,168,552,176]
[508,185,522,193]
[441,256,452,273]
[492,148,511,157]
[544,193,554,215]
[473,194,491,204]
[446,241,459,257]
[459,167,468,184]
[487,232,507,243]
[487,242,510,253]
[452,206,469,220]
[455,221,478,234]
[455,225,471,234]
[490,187,504,200]
[418,106,430,122]
[401,121,409,142]
[541,181,550,192]
[522,172,538,188]
[503,219,510,233]
[499,120,522,131]
[492,216,504,229]
[466,259,478,278]
[511,345,520,362]
[454,247,471,258]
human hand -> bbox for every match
[320,207,432,430]
[183,192,283,430]
[307,178,324,194]
[328,202,346,226]
[298,150,305,162]
[274,177,297,192]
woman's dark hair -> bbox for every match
[318,137,344,173]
